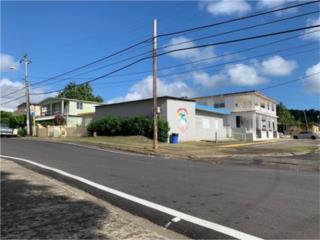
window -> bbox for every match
[76,102,83,109]
[272,104,275,111]
[260,103,265,108]
[236,116,241,128]
[214,102,225,108]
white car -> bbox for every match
[293,131,319,140]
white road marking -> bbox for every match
[0,154,263,240]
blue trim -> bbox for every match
[196,104,230,115]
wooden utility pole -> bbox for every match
[20,54,32,136]
[304,110,309,131]
[152,19,158,150]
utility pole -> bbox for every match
[20,54,32,136]
[304,110,309,131]
[152,19,158,150]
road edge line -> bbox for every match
[0,154,263,240]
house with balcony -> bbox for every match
[35,97,100,127]
[193,91,278,141]
[15,102,41,117]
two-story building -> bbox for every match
[194,91,278,141]
[35,97,100,127]
[15,102,41,117]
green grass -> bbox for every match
[31,136,318,160]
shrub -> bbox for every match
[0,111,26,128]
[87,116,169,142]
[18,128,27,137]
[54,115,65,125]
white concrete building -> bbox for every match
[194,91,278,141]
[95,96,230,142]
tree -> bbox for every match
[57,82,103,102]
[0,111,26,128]
[277,102,295,129]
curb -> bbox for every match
[19,137,319,171]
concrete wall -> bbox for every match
[166,99,195,141]
[194,110,227,141]
[66,116,82,127]
[95,98,168,119]
[95,98,230,142]
[68,101,97,115]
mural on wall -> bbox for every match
[176,108,188,132]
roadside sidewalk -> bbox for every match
[1,159,184,239]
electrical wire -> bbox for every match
[157,0,319,37]
[2,24,319,101]
[260,72,320,91]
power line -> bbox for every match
[158,10,319,51]
[32,44,318,95]
[260,72,320,91]
[158,24,320,58]
[3,24,319,101]
[29,38,152,87]
[0,38,151,99]
[52,9,318,83]
[110,29,320,78]
[157,0,320,37]
[90,46,318,87]
[28,26,320,91]
[157,45,318,79]
[3,2,318,98]
[42,9,318,84]
[0,95,26,105]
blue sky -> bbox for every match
[1,0,319,111]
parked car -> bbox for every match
[0,123,14,136]
[293,131,320,140]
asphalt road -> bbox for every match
[1,138,319,239]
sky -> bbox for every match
[1,0,320,111]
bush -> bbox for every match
[54,114,65,125]
[0,111,26,128]
[87,116,169,142]
[18,128,27,137]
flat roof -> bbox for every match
[38,97,101,105]
[193,90,277,103]
[196,104,230,115]
[97,96,195,107]
[17,102,39,108]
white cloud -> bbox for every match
[0,54,19,72]
[302,17,320,41]
[200,0,251,16]
[165,36,215,62]
[0,78,54,111]
[191,55,297,89]
[258,0,290,8]
[108,75,196,103]
[227,64,266,86]
[304,62,320,94]
[260,55,297,76]
[257,0,299,16]
[192,71,225,88]
[192,62,266,88]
